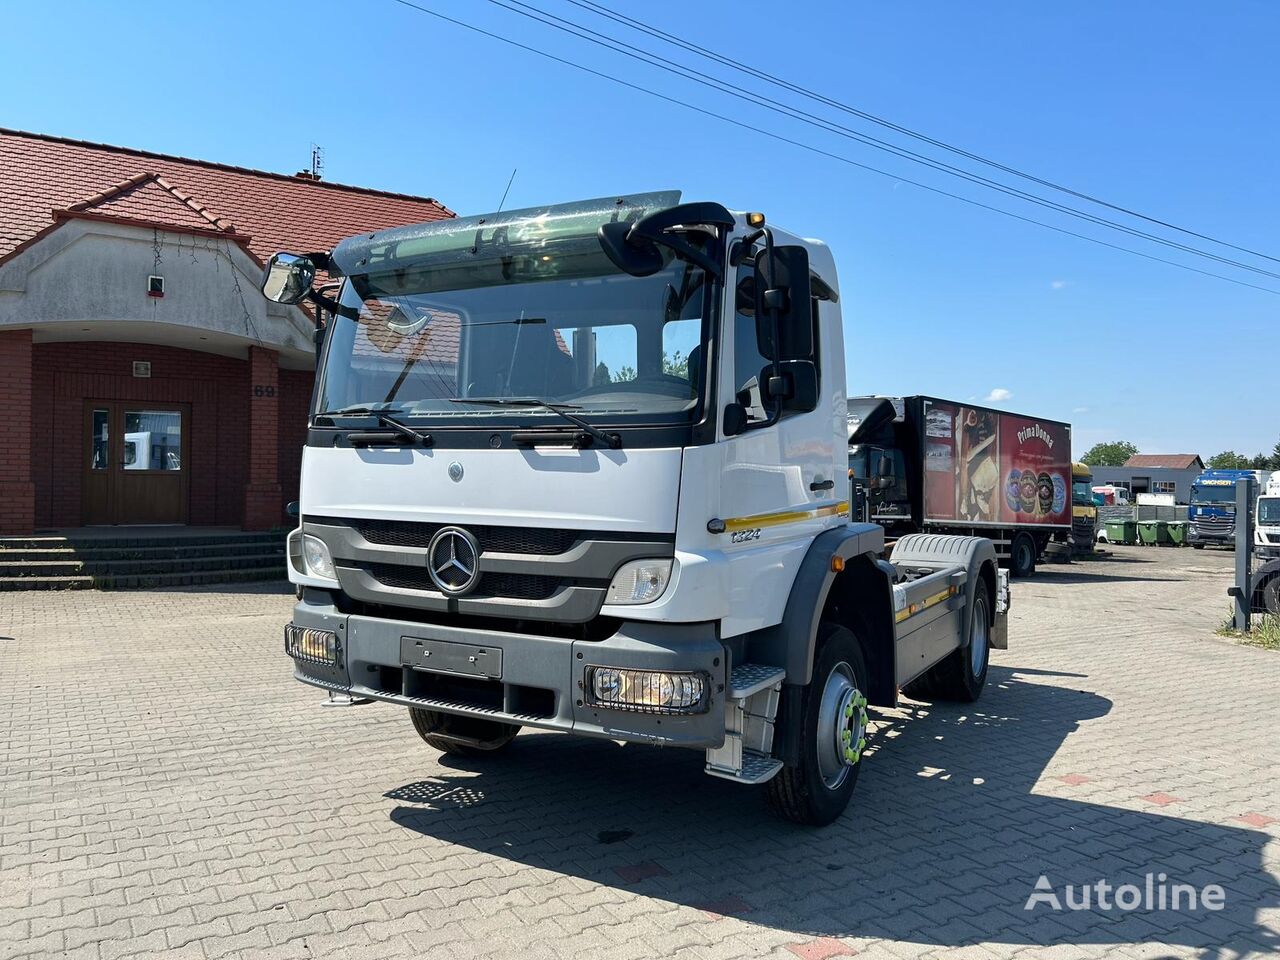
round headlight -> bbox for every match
[302,534,337,581]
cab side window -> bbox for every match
[731,258,821,425]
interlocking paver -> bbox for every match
[1,548,1278,959]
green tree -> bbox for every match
[612,364,637,383]
[1080,441,1139,467]
[592,361,612,387]
[1249,452,1271,471]
[662,349,689,379]
[1208,450,1250,469]
[1272,438,1280,471]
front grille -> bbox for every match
[362,562,567,600]
[324,516,579,555]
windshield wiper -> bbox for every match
[313,405,432,446]
[449,397,622,450]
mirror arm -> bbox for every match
[761,227,784,422]
[304,287,342,317]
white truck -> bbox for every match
[261,193,1010,825]
[1256,471,1280,561]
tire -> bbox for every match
[1193,544,1206,550]
[409,708,519,757]
[1261,576,1280,616]
[903,579,992,703]
[1009,533,1036,578]
[766,623,870,826]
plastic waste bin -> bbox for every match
[1105,520,1137,545]
[1166,521,1187,546]
[1137,520,1168,545]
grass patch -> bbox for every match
[1216,609,1280,650]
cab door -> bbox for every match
[714,245,846,637]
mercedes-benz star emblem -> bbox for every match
[426,526,480,596]
[448,461,464,482]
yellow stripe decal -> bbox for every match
[894,585,958,623]
[723,501,850,533]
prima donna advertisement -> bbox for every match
[923,401,1070,526]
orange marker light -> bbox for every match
[831,556,845,573]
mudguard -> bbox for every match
[889,534,1006,651]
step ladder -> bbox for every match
[705,663,785,784]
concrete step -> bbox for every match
[93,567,287,590]
[0,575,94,591]
[0,552,285,579]
[0,542,285,564]
[0,531,286,551]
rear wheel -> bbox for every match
[1010,533,1037,578]
[902,579,991,703]
[409,708,519,757]
[766,624,870,826]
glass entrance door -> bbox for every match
[82,402,190,525]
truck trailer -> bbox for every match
[847,396,1072,577]
[260,192,1011,825]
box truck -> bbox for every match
[847,396,1072,577]
[260,192,1011,825]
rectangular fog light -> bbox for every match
[285,623,340,665]
[586,666,708,714]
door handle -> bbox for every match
[810,479,835,491]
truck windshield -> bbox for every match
[1259,497,1280,525]
[318,248,709,429]
[1072,479,1093,506]
[1191,485,1238,505]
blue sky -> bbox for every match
[5,1,1277,458]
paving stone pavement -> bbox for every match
[1,546,1277,959]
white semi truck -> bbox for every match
[1255,471,1280,561]
[262,193,1010,825]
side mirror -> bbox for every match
[876,454,895,489]
[261,253,316,305]
[722,403,748,437]
[759,360,818,413]
[753,244,813,361]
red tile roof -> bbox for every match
[1122,453,1204,470]
[0,128,454,266]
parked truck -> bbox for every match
[1071,462,1097,553]
[1188,468,1265,548]
[1255,471,1280,561]
[846,395,1072,578]
[260,192,1011,825]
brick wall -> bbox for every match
[0,330,35,535]
[30,340,312,530]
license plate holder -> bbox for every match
[400,636,502,679]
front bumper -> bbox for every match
[288,600,728,749]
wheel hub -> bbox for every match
[815,662,868,789]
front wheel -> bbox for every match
[409,708,519,757]
[766,624,870,826]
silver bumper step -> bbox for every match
[705,664,785,784]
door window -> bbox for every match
[91,409,109,470]
[122,410,182,471]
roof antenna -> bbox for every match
[309,143,325,180]
[496,168,517,213]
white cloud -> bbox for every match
[1072,406,1089,414]
[1050,280,1068,290]
[984,388,1013,403]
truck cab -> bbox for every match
[261,193,1008,825]
[1256,471,1280,560]
[1071,462,1096,552]
[1189,469,1262,548]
